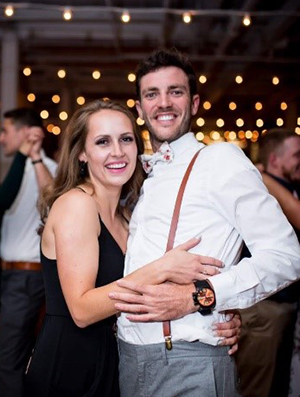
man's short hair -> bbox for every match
[3,108,43,129]
[135,48,198,100]
[259,128,299,168]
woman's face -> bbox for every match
[79,109,138,190]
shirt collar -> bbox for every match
[168,132,203,157]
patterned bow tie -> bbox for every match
[139,142,174,174]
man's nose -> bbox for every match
[158,93,172,108]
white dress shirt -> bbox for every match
[118,133,300,346]
[0,154,57,262]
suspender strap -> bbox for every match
[163,148,202,350]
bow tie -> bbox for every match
[139,142,174,174]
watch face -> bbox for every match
[198,288,215,307]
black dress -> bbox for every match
[25,219,124,397]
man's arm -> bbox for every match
[110,144,300,317]
[27,127,55,190]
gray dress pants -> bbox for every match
[118,338,241,397]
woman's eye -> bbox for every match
[122,136,134,143]
[96,139,108,145]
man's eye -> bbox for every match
[172,90,183,96]
[145,92,156,99]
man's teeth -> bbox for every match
[107,163,126,169]
[157,115,174,121]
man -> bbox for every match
[109,49,300,397]
[0,108,57,397]
[235,130,300,397]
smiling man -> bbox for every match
[109,49,300,397]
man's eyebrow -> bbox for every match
[141,84,187,94]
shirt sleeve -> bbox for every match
[0,151,27,213]
[207,143,300,311]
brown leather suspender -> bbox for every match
[163,149,202,350]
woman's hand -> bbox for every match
[162,238,224,284]
[213,310,241,355]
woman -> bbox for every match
[25,99,238,397]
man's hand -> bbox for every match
[109,280,195,322]
[110,281,241,356]
[27,127,45,160]
[213,310,241,355]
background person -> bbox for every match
[0,108,57,397]
[235,130,300,397]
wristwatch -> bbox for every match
[192,280,216,315]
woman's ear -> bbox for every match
[78,151,87,163]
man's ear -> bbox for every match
[135,100,144,120]
[269,152,279,168]
[191,95,200,116]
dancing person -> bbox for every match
[0,108,57,397]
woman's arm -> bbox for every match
[261,173,300,229]
[50,191,223,328]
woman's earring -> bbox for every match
[79,161,87,177]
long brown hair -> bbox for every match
[39,99,145,223]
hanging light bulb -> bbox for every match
[63,8,72,21]
[4,5,14,17]
[243,14,251,26]
[121,11,130,23]
[183,12,192,24]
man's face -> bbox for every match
[136,66,199,151]
[277,136,300,183]
[0,118,25,157]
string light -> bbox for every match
[4,5,14,17]
[216,118,224,128]
[40,110,49,119]
[183,12,192,24]
[272,76,280,85]
[242,14,251,26]
[52,126,61,135]
[297,117,300,126]
[280,102,288,110]
[203,101,211,110]
[295,127,300,135]
[23,67,31,76]
[229,131,237,140]
[235,75,243,84]
[196,132,204,141]
[57,69,66,78]
[196,118,205,127]
[59,111,68,121]
[255,102,262,110]
[63,8,72,21]
[127,99,135,108]
[92,70,101,80]
[256,119,264,128]
[276,118,284,126]
[236,118,244,127]
[52,95,60,104]
[128,73,136,82]
[121,11,130,23]
[199,75,207,84]
[47,124,54,132]
[211,131,220,141]
[229,102,237,110]
[136,117,145,126]
[77,96,85,105]
[245,130,253,139]
[27,93,36,102]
